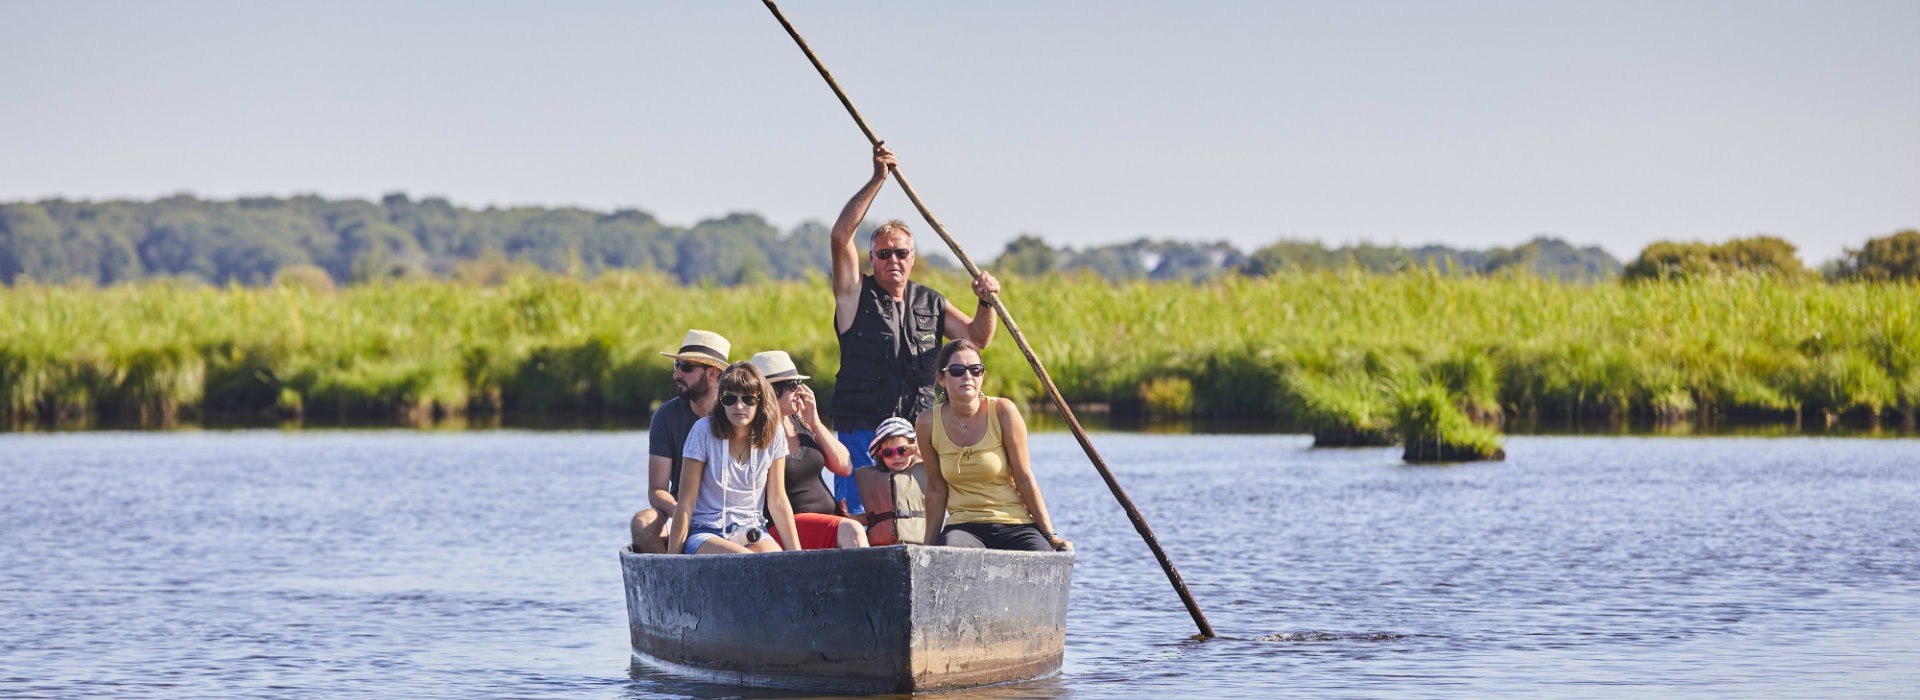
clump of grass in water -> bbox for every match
[1390,377,1505,462]
[1136,375,1194,418]
[1283,367,1396,447]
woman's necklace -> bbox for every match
[951,401,981,430]
[729,436,751,464]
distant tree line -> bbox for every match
[0,194,867,287]
[1617,231,1920,283]
[2,194,1915,286]
[997,234,1625,282]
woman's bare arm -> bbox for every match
[766,457,800,552]
[667,458,705,555]
[917,413,947,543]
[1000,400,1069,550]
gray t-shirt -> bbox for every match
[681,417,790,532]
[647,397,703,499]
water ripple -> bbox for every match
[2,432,1918,697]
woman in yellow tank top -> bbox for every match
[915,339,1071,552]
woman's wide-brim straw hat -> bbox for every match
[868,416,917,459]
[748,350,811,383]
[659,329,730,369]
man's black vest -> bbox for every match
[833,275,947,431]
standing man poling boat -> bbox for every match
[829,142,1001,517]
[630,329,730,554]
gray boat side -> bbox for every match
[620,544,1072,694]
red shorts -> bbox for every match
[770,512,855,550]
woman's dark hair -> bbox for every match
[709,361,779,449]
[933,338,981,372]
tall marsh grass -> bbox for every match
[4,271,1916,451]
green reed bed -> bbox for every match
[984,271,1917,451]
[4,271,1916,459]
[0,274,839,426]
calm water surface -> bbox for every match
[2,432,1916,698]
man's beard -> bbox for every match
[678,372,710,401]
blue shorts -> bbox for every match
[834,429,877,515]
[684,525,724,555]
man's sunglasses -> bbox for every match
[877,443,915,459]
[874,248,913,261]
[942,364,985,378]
[674,361,705,373]
[719,392,761,407]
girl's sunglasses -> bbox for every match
[942,364,985,378]
[877,443,915,459]
[719,392,760,407]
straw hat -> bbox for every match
[868,416,917,459]
[659,329,730,369]
[748,350,811,383]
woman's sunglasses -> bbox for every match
[874,247,913,261]
[719,392,760,407]
[775,381,805,395]
[942,364,985,378]
[877,444,915,459]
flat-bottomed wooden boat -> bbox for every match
[620,544,1073,693]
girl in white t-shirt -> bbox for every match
[667,362,801,555]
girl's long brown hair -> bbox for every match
[709,361,779,450]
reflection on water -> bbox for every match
[2,432,1917,698]
[624,663,1073,700]
[8,405,1915,439]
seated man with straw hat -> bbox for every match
[630,329,730,554]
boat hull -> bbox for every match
[620,544,1073,693]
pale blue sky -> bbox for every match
[4,1,1916,264]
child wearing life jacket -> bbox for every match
[855,417,929,545]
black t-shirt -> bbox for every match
[782,421,838,515]
[647,396,704,499]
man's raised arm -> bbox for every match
[831,143,896,331]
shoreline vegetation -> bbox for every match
[6,271,1916,458]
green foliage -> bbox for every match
[274,264,337,293]
[0,195,835,288]
[995,234,1058,277]
[1389,377,1505,462]
[1052,238,1244,282]
[1136,375,1194,417]
[5,195,1651,289]
[1281,367,1396,446]
[3,272,1918,439]
[1840,229,1920,281]
[1241,236,1620,280]
[1477,237,1624,281]
[1624,235,1807,282]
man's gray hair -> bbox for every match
[869,219,913,247]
